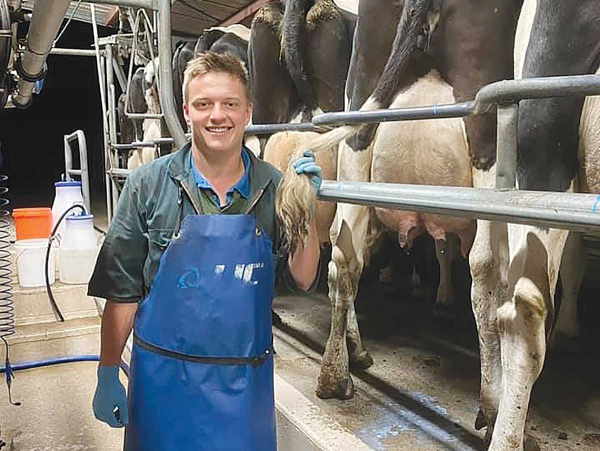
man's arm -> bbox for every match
[287,217,320,292]
[99,300,138,366]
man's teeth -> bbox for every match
[207,127,228,133]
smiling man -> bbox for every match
[88,52,322,451]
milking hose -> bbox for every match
[44,204,87,322]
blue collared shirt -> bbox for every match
[190,147,251,208]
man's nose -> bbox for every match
[209,103,226,121]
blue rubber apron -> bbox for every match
[124,181,276,451]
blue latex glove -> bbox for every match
[92,366,129,428]
[292,150,323,191]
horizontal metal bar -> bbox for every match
[313,101,475,126]
[84,0,157,10]
[107,168,132,178]
[68,169,82,175]
[245,122,325,134]
[111,122,321,150]
[112,137,175,150]
[50,48,100,57]
[475,75,600,113]
[312,75,600,126]
[318,181,600,233]
[126,112,163,119]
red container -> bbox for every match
[12,207,52,240]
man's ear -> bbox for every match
[245,102,253,125]
[183,103,191,127]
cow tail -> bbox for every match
[282,0,317,113]
[372,0,440,107]
[276,123,353,253]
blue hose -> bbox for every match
[0,355,130,377]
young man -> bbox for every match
[89,52,321,450]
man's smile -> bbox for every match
[205,126,232,135]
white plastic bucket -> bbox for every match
[59,214,99,284]
[14,238,55,288]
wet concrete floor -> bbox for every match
[272,257,600,451]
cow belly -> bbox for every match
[579,66,600,194]
[371,70,473,251]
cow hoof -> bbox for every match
[433,302,456,322]
[474,408,488,431]
[316,377,354,400]
[350,350,374,370]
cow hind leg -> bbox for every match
[550,232,585,351]
[490,227,569,451]
[318,205,370,400]
[346,299,374,370]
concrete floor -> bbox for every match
[271,269,600,451]
[5,201,600,450]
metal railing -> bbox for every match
[312,74,600,232]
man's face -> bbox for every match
[183,72,252,156]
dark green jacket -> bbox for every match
[88,143,293,302]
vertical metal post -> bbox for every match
[90,4,113,222]
[157,0,187,148]
[63,130,91,215]
[495,103,519,190]
[106,44,120,216]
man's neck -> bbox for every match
[191,144,244,204]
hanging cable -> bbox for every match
[44,204,86,323]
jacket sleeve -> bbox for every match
[88,173,148,302]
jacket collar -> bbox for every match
[168,141,274,198]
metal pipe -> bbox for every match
[245,122,325,134]
[317,181,600,233]
[126,112,163,119]
[50,48,100,57]
[495,104,518,190]
[63,130,91,214]
[312,101,475,126]
[84,0,158,9]
[474,75,600,114]
[157,0,187,148]
[90,4,113,222]
[12,0,72,108]
[106,44,120,212]
[111,56,127,92]
[312,75,600,127]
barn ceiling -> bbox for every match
[20,0,267,38]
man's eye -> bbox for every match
[226,101,238,108]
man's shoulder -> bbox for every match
[127,151,179,186]
[247,149,283,186]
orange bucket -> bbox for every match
[12,207,52,240]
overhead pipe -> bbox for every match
[12,0,72,108]
[157,0,187,148]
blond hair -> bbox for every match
[182,51,250,104]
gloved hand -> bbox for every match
[92,365,129,428]
[292,150,323,191]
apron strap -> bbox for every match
[172,186,184,238]
[134,334,273,368]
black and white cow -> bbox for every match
[248,0,356,127]
[469,1,600,450]
[294,0,521,407]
